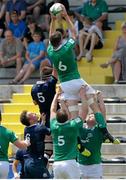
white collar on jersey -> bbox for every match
[36,80,45,84]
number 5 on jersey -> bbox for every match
[37,92,45,103]
[58,136,65,146]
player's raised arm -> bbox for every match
[49,11,57,38]
[50,91,60,119]
[61,4,77,40]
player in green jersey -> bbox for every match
[0,111,30,179]
[47,4,104,123]
[77,88,120,179]
[50,89,91,179]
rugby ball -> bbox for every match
[50,3,62,16]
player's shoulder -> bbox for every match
[68,38,75,44]
[71,117,83,126]
[47,43,53,53]
[49,75,58,82]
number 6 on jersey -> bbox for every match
[58,61,67,71]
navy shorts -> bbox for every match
[24,157,51,179]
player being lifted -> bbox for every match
[47,4,105,124]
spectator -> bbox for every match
[67,10,79,38]
[100,22,126,83]
[0,111,30,179]
[20,110,51,179]
[0,0,6,37]
[25,0,46,22]
[7,10,27,39]
[0,29,23,74]
[10,31,47,84]
[5,0,27,24]
[75,0,108,30]
[77,18,104,61]
[23,17,45,48]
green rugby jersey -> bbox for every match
[77,112,106,165]
[78,126,104,165]
[0,126,18,161]
[47,38,80,83]
[50,117,83,161]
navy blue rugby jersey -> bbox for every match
[31,75,57,114]
[24,124,50,158]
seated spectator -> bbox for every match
[10,31,48,84]
[75,0,108,30]
[5,0,27,24]
[0,0,6,37]
[0,29,23,74]
[77,18,103,61]
[100,22,126,83]
[25,0,46,22]
[66,11,79,56]
[7,10,27,39]
[67,11,79,38]
[23,16,45,48]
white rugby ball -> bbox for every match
[50,3,62,16]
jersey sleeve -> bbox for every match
[101,1,108,14]
[41,125,51,135]
[66,38,76,50]
[15,149,23,161]
[48,76,57,88]
[94,112,106,128]
[31,85,37,101]
[9,130,18,143]
[74,117,83,129]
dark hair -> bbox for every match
[56,28,65,36]
[84,17,93,23]
[10,10,19,16]
[56,109,68,123]
[32,30,42,37]
[20,110,30,126]
[67,10,75,18]
[50,31,62,48]
[26,15,36,25]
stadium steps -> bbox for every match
[115,20,126,30]
[103,163,126,177]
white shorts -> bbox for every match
[79,163,103,179]
[60,79,95,100]
[53,159,80,179]
[0,161,9,179]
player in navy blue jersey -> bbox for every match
[12,149,27,179]
[20,111,51,179]
[31,65,58,128]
